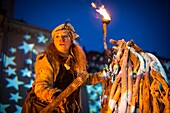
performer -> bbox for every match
[22,21,106,113]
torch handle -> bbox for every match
[103,23,108,50]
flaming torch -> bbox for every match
[91,2,111,54]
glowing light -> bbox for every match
[91,2,111,21]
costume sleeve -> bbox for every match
[83,70,107,85]
[34,53,61,102]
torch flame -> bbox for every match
[91,2,97,8]
[91,2,111,21]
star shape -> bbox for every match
[3,54,16,67]
[23,34,31,40]
[9,47,16,54]
[0,103,10,113]
[18,41,34,54]
[6,76,24,90]
[4,66,16,76]
[9,92,22,103]
[14,105,22,113]
[20,67,32,78]
[24,79,34,89]
[25,58,32,65]
[37,35,48,44]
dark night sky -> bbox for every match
[13,0,170,58]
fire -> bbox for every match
[91,2,111,21]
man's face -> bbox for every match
[53,30,72,54]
